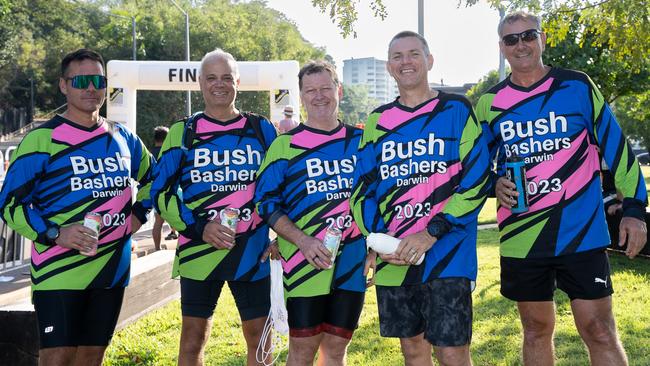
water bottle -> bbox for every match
[505,156,529,213]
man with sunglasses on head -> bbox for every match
[476,11,647,365]
[150,49,277,366]
[0,48,154,366]
[351,31,490,366]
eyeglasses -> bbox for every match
[501,29,541,46]
[65,74,107,89]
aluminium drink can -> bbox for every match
[505,156,529,213]
[81,212,101,256]
[220,208,240,233]
[322,226,342,264]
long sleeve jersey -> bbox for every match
[476,67,647,258]
[255,123,367,298]
[150,112,277,281]
[0,115,153,291]
[350,92,490,287]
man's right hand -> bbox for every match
[496,177,518,208]
[296,235,332,270]
[202,221,235,249]
[55,224,98,252]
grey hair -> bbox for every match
[498,11,542,36]
[388,30,431,57]
[199,48,239,78]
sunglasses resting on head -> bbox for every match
[501,29,541,46]
[66,74,107,89]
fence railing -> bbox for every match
[0,220,28,274]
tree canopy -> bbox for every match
[312,0,649,98]
[339,84,377,125]
[1,0,326,147]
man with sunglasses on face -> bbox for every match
[0,48,154,366]
[476,11,647,365]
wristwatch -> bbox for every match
[45,225,60,244]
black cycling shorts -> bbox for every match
[500,248,614,302]
[286,289,365,339]
[180,276,270,321]
[32,287,125,349]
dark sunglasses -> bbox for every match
[502,29,541,46]
[65,74,107,89]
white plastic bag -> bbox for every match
[256,259,289,365]
[367,232,424,265]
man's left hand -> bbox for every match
[395,230,436,264]
[619,217,647,259]
[131,216,142,234]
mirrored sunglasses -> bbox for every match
[66,74,107,89]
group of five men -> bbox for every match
[0,10,646,366]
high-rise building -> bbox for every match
[342,57,398,104]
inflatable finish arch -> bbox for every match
[106,60,301,132]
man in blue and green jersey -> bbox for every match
[350,31,490,366]
[150,49,277,366]
[0,49,154,366]
[255,61,367,366]
[477,11,647,366]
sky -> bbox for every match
[263,0,502,86]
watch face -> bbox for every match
[46,226,59,241]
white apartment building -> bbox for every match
[342,57,398,104]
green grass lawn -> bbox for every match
[105,229,650,365]
[478,198,497,225]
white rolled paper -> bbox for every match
[367,233,424,265]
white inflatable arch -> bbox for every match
[106,60,300,131]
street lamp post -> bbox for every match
[170,0,192,116]
[418,0,424,37]
[498,6,506,81]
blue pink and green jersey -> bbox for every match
[0,115,153,291]
[476,67,647,258]
[150,112,276,281]
[254,123,367,298]
[350,92,490,287]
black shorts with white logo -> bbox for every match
[32,287,125,349]
[180,276,270,321]
[500,248,614,302]
[376,277,473,347]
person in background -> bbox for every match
[150,125,177,250]
[278,104,299,134]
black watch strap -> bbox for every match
[45,225,60,244]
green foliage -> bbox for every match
[310,0,387,38]
[466,69,502,107]
[105,229,650,365]
[339,84,376,125]
[542,12,650,103]
[615,91,650,147]
[1,0,325,147]
[494,0,650,74]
